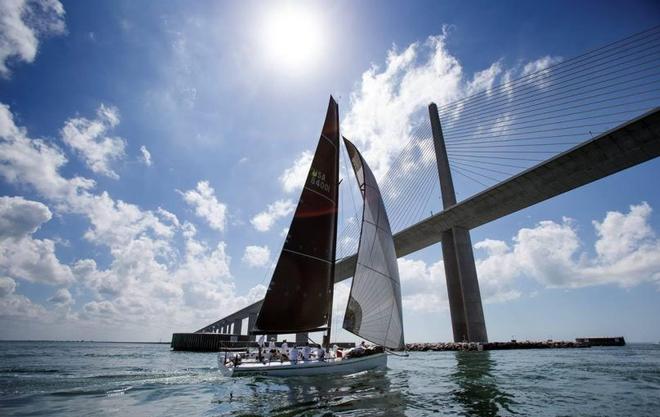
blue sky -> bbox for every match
[0,0,659,343]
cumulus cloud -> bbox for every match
[0,276,17,297]
[139,145,152,166]
[60,104,126,179]
[251,199,295,232]
[397,257,448,313]
[474,202,660,290]
[342,30,464,179]
[396,203,660,313]
[157,207,180,227]
[0,196,73,285]
[0,276,47,319]
[48,288,73,305]
[0,102,95,202]
[0,233,74,285]
[0,0,66,77]
[279,150,313,193]
[179,181,227,232]
[242,245,271,268]
[342,28,562,181]
[0,195,51,239]
[0,102,264,334]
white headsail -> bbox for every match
[342,137,405,350]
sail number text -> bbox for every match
[310,168,331,193]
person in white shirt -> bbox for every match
[268,338,277,361]
[289,345,299,365]
[316,346,326,361]
[302,345,311,361]
[281,340,289,357]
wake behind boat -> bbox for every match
[219,97,405,377]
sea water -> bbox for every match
[1,341,659,416]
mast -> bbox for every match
[325,136,341,350]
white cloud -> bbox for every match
[522,55,562,76]
[157,207,180,227]
[0,102,268,335]
[0,195,51,239]
[0,196,73,285]
[77,192,175,248]
[48,288,73,305]
[474,202,660,290]
[398,257,449,313]
[395,203,660,313]
[251,199,295,232]
[593,203,654,263]
[0,0,66,77]
[179,181,227,232]
[279,150,313,193]
[82,300,118,320]
[0,102,95,203]
[342,28,563,181]
[60,104,126,179]
[246,284,267,303]
[0,276,47,320]
[242,245,271,268]
[466,62,502,96]
[139,145,152,166]
[342,30,464,179]
[0,276,16,297]
[0,233,74,285]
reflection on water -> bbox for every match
[451,351,516,416]
[231,369,408,416]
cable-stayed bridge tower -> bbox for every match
[429,103,488,342]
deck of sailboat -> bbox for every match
[220,353,388,376]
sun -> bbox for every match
[261,5,324,74]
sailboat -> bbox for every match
[219,97,405,377]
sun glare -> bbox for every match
[262,5,324,74]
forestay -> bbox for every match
[342,137,405,350]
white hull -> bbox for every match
[219,352,387,377]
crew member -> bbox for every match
[289,345,299,365]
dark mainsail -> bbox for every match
[342,137,405,350]
[254,97,340,334]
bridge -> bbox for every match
[173,27,660,349]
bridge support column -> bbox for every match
[296,332,308,345]
[429,103,488,343]
[247,313,257,341]
[233,318,242,335]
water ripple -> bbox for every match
[0,342,659,416]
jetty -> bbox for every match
[406,340,588,351]
[406,337,626,351]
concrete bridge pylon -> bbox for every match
[429,103,488,343]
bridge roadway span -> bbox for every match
[197,108,660,333]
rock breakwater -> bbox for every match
[406,340,589,351]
